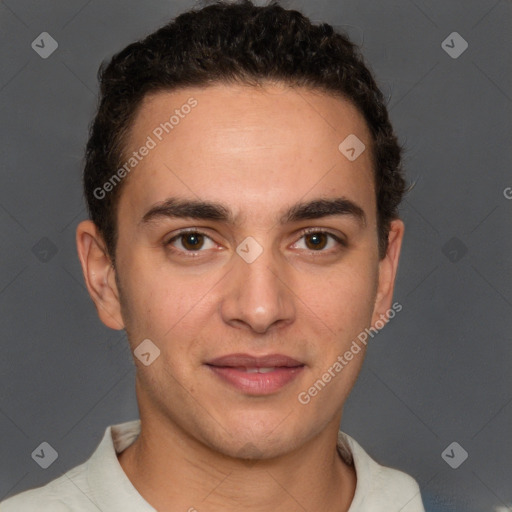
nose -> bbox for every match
[219,237,296,335]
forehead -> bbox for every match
[118,83,376,227]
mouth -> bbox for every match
[205,353,305,395]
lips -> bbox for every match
[206,353,304,368]
[205,353,305,395]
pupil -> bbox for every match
[308,233,326,250]
[184,234,202,249]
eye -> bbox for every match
[292,229,346,252]
[165,228,346,257]
[165,230,216,254]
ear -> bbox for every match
[76,220,125,330]
[371,219,405,326]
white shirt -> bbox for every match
[1,419,425,511]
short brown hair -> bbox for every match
[83,0,407,262]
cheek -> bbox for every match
[343,268,378,330]
[121,259,214,359]
[303,256,379,340]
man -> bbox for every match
[1,1,424,510]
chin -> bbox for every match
[200,416,308,461]
[217,435,297,461]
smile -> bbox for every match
[205,354,305,395]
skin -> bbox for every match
[76,82,404,512]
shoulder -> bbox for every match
[368,463,424,510]
[1,420,145,512]
[0,462,94,512]
[338,431,425,512]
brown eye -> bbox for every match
[293,230,345,253]
[180,233,205,251]
[166,230,216,254]
[304,232,329,251]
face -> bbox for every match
[77,82,404,459]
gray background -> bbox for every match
[0,1,511,511]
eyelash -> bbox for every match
[164,228,346,257]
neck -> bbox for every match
[118,378,356,512]
[118,415,356,512]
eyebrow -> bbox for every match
[139,196,367,228]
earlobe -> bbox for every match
[76,220,125,330]
[371,219,405,325]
